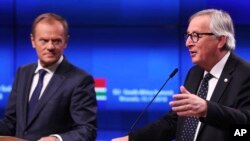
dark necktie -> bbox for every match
[27,69,47,122]
[180,73,213,141]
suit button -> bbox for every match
[24,131,28,135]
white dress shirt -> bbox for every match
[28,56,64,141]
[29,56,63,100]
[193,51,230,141]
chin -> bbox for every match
[191,56,200,63]
[191,59,199,65]
[41,59,57,66]
[46,56,59,61]
[191,58,196,63]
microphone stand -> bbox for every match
[129,68,178,132]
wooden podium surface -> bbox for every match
[0,136,26,141]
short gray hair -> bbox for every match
[189,9,235,50]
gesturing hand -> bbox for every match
[169,86,208,117]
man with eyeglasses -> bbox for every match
[112,9,250,141]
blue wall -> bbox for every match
[1,0,250,140]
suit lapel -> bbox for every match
[197,53,236,138]
[202,53,235,103]
[20,64,37,127]
[26,59,71,126]
[185,67,204,94]
[210,72,232,102]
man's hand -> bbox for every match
[38,136,59,141]
[112,136,129,141]
[169,86,208,117]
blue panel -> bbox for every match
[179,27,193,84]
[0,0,14,26]
[65,27,180,111]
[234,26,250,61]
[179,0,207,25]
[15,28,37,68]
[0,28,14,109]
[15,0,179,26]
[120,0,179,25]
[207,1,250,25]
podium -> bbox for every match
[0,136,26,141]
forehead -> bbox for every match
[188,15,211,32]
[34,20,65,37]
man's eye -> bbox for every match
[40,39,47,45]
[53,40,62,45]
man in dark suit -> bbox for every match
[112,9,250,141]
[0,13,97,141]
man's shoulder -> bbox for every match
[64,61,90,75]
[59,60,93,80]
[229,53,250,73]
[17,62,37,71]
[188,65,203,74]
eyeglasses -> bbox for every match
[185,32,214,43]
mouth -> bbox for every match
[190,50,197,57]
[44,52,56,57]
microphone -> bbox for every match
[129,68,178,132]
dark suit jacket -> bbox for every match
[129,52,250,141]
[0,58,97,141]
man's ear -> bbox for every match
[217,35,227,49]
[30,34,36,48]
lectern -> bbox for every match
[0,136,26,141]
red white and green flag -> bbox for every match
[94,78,107,101]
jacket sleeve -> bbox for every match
[59,74,97,141]
[129,111,177,141]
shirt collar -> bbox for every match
[204,51,230,79]
[35,56,64,74]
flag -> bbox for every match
[94,78,107,101]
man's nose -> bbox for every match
[185,37,194,48]
[47,41,55,49]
